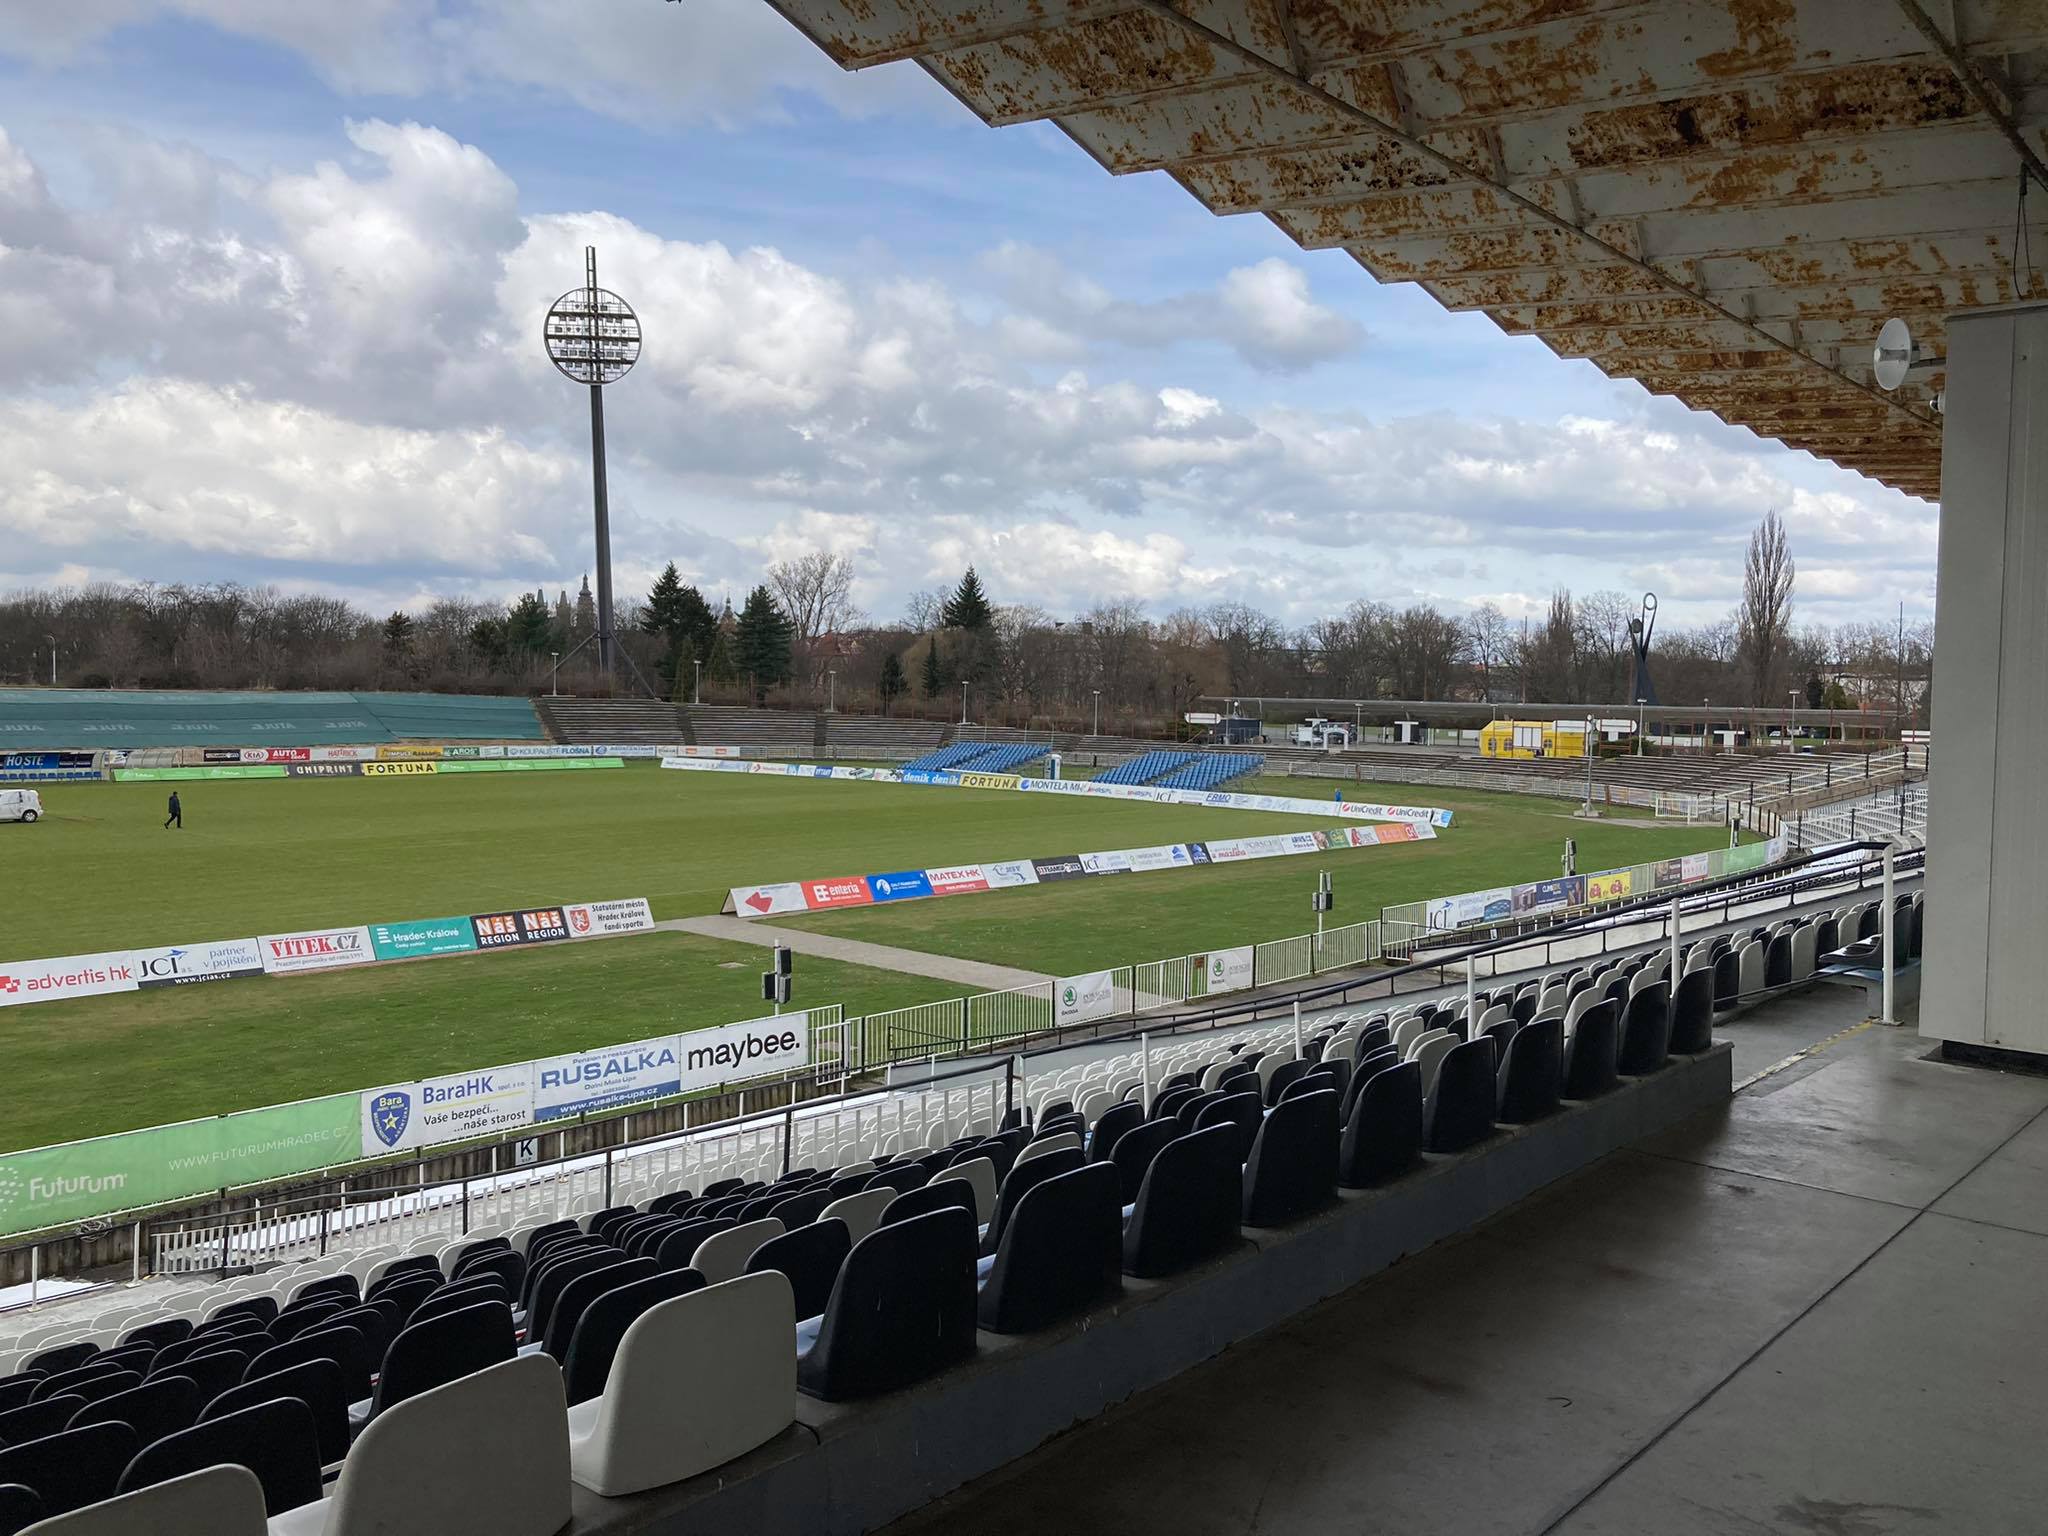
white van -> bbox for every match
[0,789,43,823]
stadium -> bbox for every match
[0,5,2035,1536]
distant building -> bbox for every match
[575,574,596,634]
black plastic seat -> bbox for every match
[797,1207,977,1401]
[0,1484,41,1534]
[268,1298,346,1344]
[29,1366,138,1408]
[151,1349,247,1408]
[977,1163,1123,1334]
[1495,1016,1563,1125]
[20,1343,95,1379]
[1109,1118,1181,1206]
[542,1258,658,1362]
[1423,1038,1499,1154]
[0,1398,87,1448]
[64,1375,200,1447]
[622,1218,685,1261]
[1563,999,1621,1099]
[645,1189,699,1218]
[0,1379,37,1417]
[365,1254,439,1298]
[364,1272,439,1326]
[654,1218,734,1271]
[0,1422,135,1518]
[203,1296,278,1330]
[118,1318,193,1353]
[285,1273,360,1312]
[1172,1090,1224,1134]
[1087,1101,1144,1163]
[980,1147,1086,1257]
[203,1357,351,1467]
[321,1302,399,1367]
[1619,983,1673,1075]
[1670,968,1716,1054]
[1243,1089,1339,1226]
[453,1246,526,1296]
[248,1324,370,1404]
[767,1187,832,1229]
[118,1398,322,1517]
[745,1219,853,1322]
[561,1270,705,1407]
[1711,949,1742,1009]
[1123,1126,1242,1279]
[861,1163,929,1198]
[1262,1059,1311,1107]
[408,1275,510,1329]
[880,1180,976,1228]
[1149,1085,1199,1123]
[368,1300,515,1419]
[1192,1091,1262,1166]
[1338,1061,1422,1188]
[586,1205,639,1244]
[526,1249,622,1342]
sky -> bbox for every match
[0,0,1940,632]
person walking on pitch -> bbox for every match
[164,790,182,830]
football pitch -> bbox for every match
[2,764,1741,1150]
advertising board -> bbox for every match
[360,1063,536,1156]
[286,761,362,778]
[133,938,264,988]
[0,950,139,1008]
[259,926,375,975]
[471,908,571,948]
[563,898,655,938]
[800,877,873,910]
[726,882,809,917]
[534,1035,681,1121]
[1204,945,1254,994]
[1031,855,1089,882]
[924,864,991,895]
[675,1013,813,1095]
[361,760,438,778]
[370,917,478,961]
[1054,970,1121,1026]
[1585,869,1635,902]
[865,870,933,903]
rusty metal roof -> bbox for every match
[764,0,2048,502]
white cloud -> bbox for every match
[0,115,1938,629]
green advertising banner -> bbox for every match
[1722,842,1769,875]
[0,1095,359,1236]
[115,765,288,782]
[370,916,477,961]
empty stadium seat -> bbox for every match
[1123,1126,1243,1279]
[1495,1017,1563,1124]
[1339,1062,1422,1188]
[0,1423,136,1519]
[63,1376,198,1448]
[541,1259,657,1362]
[977,1164,1123,1334]
[691,1219,784,1286]
[797,1207,978,1402]
[744,1221,852,1322]
[1244,1090,1339,1226]
[117,1399,321,1518]
[1423,1039,1499,1154]
[560,1270,705,1409]
[268,1355,571,1536]
[1562,1001,1621,1099]
[18,1464,266,1536]
[368,1302,515,1421]
[1192,1091,1262,1166]
[201,1359,350,1469]
[567,1274,796,1498]
[1619,984,1673,1075]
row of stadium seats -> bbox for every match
[951,742,1049,774]
[902,742,989,772]
[1095,748,1195,785]
[0,896,1794,1533]
[1150,752,1263,791]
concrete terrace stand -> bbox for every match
[565,1041,1732,1536]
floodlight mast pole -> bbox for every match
[585,248,617,689]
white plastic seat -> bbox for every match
[267,1353,571,1536]
[934,1156,997,1225]
[1391,1016,1428,1057]
[566,1272,795,1497]
[1014,1133,1082,1169]
[816,1189,892,1245]
[690,1218,784,1286]
[23,1464,269,1535]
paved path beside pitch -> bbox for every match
[660,915,1053,991]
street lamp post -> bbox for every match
[1635,696,1646,756]
[44,634,56,688]
[1092,689,1101,736]
[827,669,836,714]
[1787,690,1800,753]
[693,659,702,705]
[961,682,971,726]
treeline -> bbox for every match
[0,514,1933,728]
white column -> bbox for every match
[1882,843,1897,1027]
[1922,304,2048,1057]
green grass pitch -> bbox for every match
[0,764,1738,1150]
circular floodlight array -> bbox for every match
[545,286,642,385]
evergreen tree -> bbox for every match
[705,625,740,691]
[921,636,944,699]
[642,563,687,638]
[878,651,908,712]
[381,611,415,663]
[507,591,553,652]
[642,563,718,687]
[940,566,993,631]
[733,584,795,701]
[674,585,717,671]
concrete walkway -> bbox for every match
[888,987,2048,1535]
[659,915,1052,992]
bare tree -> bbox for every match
[1737,508,1796,705]
[900,588,946,633]
[1466,602,1513,702]
[767,552,860,649]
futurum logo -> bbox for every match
[0,1168,126,1215]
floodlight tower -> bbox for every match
[1627,592,1660,708]
[544,248,642,688]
